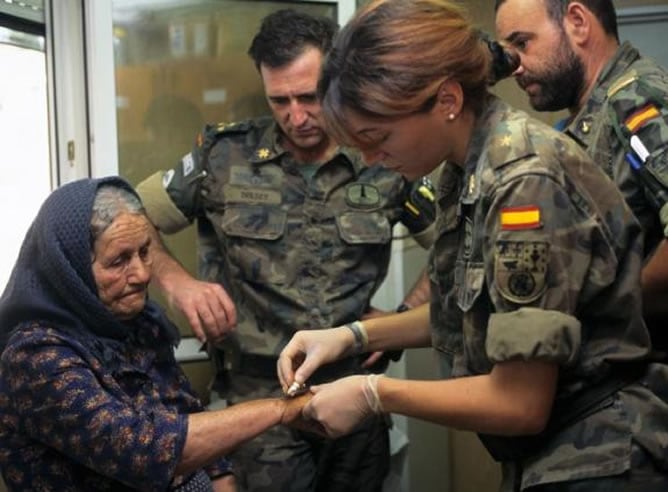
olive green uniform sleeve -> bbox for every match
[135,128,211,234]
[486,308,580,365]
[135,170,190,234]
[608,74,668,237]
[480,173,604,365]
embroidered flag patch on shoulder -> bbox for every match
[625,104,660,133]
[500,205,541,230]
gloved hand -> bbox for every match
[277,326,358,392]
[280,392,327,437]
[303,374,383,438]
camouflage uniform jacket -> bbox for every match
[564,41,668,256]
[143,117,422,360]
[429,96,668,489]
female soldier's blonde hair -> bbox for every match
[319,0,492,146]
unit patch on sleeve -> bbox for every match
[494,240,549,304]
[182,153,195,177]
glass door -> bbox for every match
[97,0,354,334]
[112,0,349,187]
[0,3,51,290]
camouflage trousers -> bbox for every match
[210,373,390,492]
[502,441,668,491]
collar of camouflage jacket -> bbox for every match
[248,120,366,176]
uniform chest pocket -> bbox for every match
[456,263,486,312]
[219,205,287,285]
[580,119,614,178]
[336,212,391,245]
[221,205,287,240]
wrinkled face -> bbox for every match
[344,106,449,181]
[496,0,585,111]
[261,47,329,153]
[92,213,152,320]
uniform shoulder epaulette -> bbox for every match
[212,119,255,135]
[607,69,638,99]
[196,119,259,149]
[607,70,665,139]
[487,118,535,170]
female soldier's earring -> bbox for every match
[448,113,456,121]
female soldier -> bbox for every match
[278,0,668,489]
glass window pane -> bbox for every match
[112,0,337,332]
[0,28,50,290]
[114,0,336,185]
[0,0,45,24]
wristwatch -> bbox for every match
[396,303,411,313]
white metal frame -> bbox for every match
[45,0,90,185]
[0,1,43,22]
[84,0,119,179]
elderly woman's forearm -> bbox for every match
[176,399,284,475]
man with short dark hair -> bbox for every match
[137,8,434,492]
[496,0,668,350]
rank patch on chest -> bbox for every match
[494,240,549,304]
[345,183,381,208]
[500,205,541,230]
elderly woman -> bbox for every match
[0,177,310,491]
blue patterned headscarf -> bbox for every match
[0,176,179,353]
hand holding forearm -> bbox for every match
[303,375,383,438]
[280,392,326,436]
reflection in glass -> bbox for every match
[112,0,336,333]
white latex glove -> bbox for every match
[302,374,383,438]
[277,326,357,392]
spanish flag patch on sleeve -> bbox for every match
[500,205,541,230]
[625,104,660,133]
